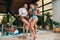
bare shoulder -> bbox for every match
[36,8,39,10]
[29,8,32,11]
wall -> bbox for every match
[52,0,60,23]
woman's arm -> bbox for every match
[37,8,40,16]
[29,9,33,14]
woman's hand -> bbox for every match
[29,17,33,23]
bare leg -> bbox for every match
[34,24,37,38]
[29,17,33,39]
[30,23,37,39]
[31,19,38,40]
[21,18,29,38]
[30,19,37,40]
[23,23,26,38]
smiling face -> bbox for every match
[30,4,35,9]
[24,4,28,9]
[34,4,38,8]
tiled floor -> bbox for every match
[0,31,60,40]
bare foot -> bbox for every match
[33,36,36,40]
[24,33,28,39]
[30,33,33,40]
[33,35,37,40]
[23,34,26,38]
[30,37,33,40]
[35,34,37,38]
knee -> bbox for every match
[30,25,34,30]
[26,23,29,28]
[30,27,34,32]
[35,25,37,28]
[31,22,34,26]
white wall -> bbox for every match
[52,0,60,23]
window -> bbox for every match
[36,0,42,6]
[44,0,52,4]
[36,0,53,29]
[0,13,7,24]
[44,3,52,10]
[44,10,53,15]
[37,0,52,13]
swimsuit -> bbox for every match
[32,14,38,20]
[30,8,38,20]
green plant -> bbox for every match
[37,15,44,26]
[53,21,60,27]
[44,12,53,26]
[1,15,7,24]
[37,12,53,26]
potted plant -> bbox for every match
[53,21,60,33]
[37,12,53,30]
[44,12,53,30]
[37,15,44,29]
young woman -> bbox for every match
[19,4,29,38]
[34,4,40,38]
[29,4,40,40]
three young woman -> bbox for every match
[19,3,40,40]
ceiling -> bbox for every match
[0,0,39,13]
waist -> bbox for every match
[33,14,37,16]
[20,14,27,17]
[21,16,27,19]
[21,16,27,18]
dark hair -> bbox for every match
[34,4,38,6]
[23,3,27,6]
[21,3,27,7]
[30,3,34,5]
